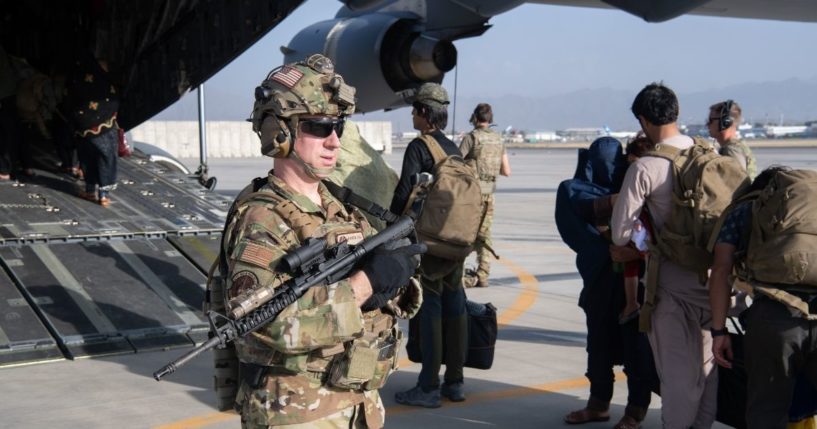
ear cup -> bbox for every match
[258,115,292,158]
[720,99,734,131]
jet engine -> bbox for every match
[283,13,457,113]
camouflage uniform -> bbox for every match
[224,173,399,429]
[459,127,504,287]
[719,137,757,180]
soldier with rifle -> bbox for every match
[155,54,424,429]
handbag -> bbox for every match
[406,299,498,370]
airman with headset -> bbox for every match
[216,53,425,429]
[708,100,757,179]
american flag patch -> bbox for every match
[239,242,276,268]
[270,66,304,88]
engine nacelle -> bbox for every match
[283,13,456,113]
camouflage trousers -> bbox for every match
[242,403,369,429]
[473,194,495,284]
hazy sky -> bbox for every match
[163,0,817,126]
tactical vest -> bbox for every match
[205,175,400,411]
[468,128,504,194]
[722,138,757,180]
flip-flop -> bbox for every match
[564,408,610,424]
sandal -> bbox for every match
[564,408,610,424]
[613,415,642,429]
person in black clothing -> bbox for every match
[63,51,119,207]
[393,83,469,408]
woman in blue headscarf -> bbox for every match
[555,137,658,429]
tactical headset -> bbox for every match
[250,55,355,158]
[718,99,735,131]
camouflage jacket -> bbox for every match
[459,127,504,194]
[719,138,756,180]
[224,172,388,428]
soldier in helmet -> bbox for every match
[459,103,511,288]
[221,54,425,429]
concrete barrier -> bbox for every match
[130,120,392,158]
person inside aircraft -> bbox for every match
[63,50,120,207]
[555,136,657,429]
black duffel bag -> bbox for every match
[406,300,498,370]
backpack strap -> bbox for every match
[419,133,448,164]
[322,179,399,223]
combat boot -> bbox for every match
[441,381,465,402]
[394,385,441,408]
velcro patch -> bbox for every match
[336,232,364,245]
[230,271,259,298]
[270,66,303,88]
[239,242,276,268]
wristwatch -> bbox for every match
[710,327,729,337]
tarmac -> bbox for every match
[4,146,814,429]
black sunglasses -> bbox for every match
[299,117,345,138]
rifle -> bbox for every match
[153,215,416,381]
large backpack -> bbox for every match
[744,169,817,287]
[647,137,751,277]
[639,138,750,332]
[410,134,483,260]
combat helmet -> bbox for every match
[251,54,356,158]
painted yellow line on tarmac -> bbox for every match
[495,256,539,327]
[396,253,539,367]
[387,371,626,415]
[153,372,626,429]
[154,410,237,429]
[154,252,541,429]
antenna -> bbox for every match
[451,66,458,137]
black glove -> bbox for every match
[361,292,391,312]
[361,242,426,295]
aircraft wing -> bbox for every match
[527,0,817,23]
[284,0,815,114]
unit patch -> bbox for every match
[231,271,259,298]
[336,231,364,245]
[239,242,276,268]
[270,65,304,88]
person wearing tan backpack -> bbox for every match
[710,166,817,429]
[611,83,725,429]
[391,83,472,408]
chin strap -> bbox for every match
[289,148,335,179]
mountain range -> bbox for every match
[153,76,817,133]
